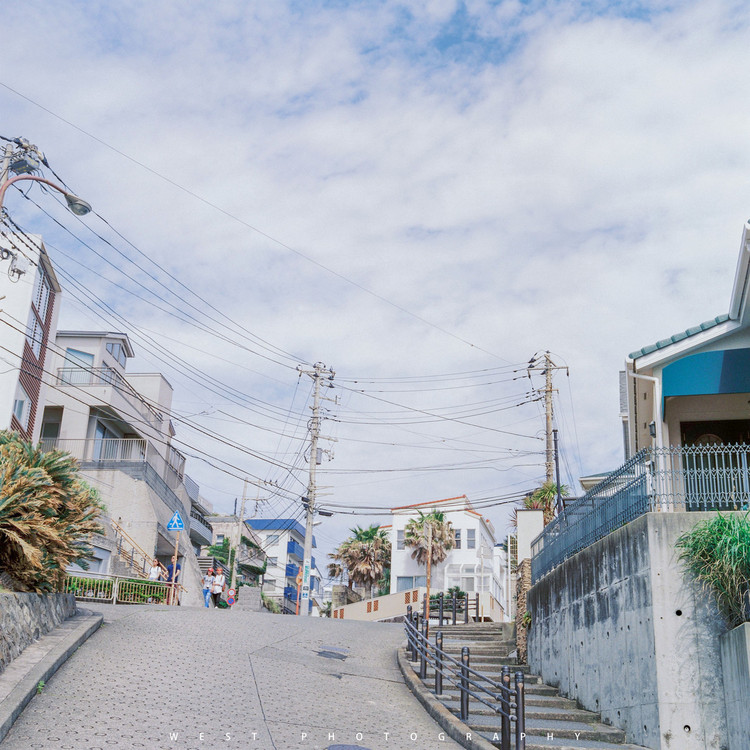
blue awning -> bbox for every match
[662,348,750,405]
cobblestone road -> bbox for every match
[1,605,463,750]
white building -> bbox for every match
[39,330,209,604]
[389,495,507,611]
[207,516,267,585]
[0,233,61,443]
[246,518,320,614]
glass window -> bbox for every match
[454,529,461,549]
[13,383,30,430]
[396,576,413,592]
[106,342,127,368]
[264,578,276,590]
[414,576,426,588]
[467,529,476,549]
[33,267,51,323]
[26,309,43,359]
[216,534,224,543]
[397,529,405,550]
[266,534,279,545]
[268,557,278,567]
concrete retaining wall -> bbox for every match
[527,512,729,750]
[0,592,76,674]
[720,622,750,750]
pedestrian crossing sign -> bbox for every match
[167,510,185,531]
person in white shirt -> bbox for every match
[202,568,214,608]
[148,559,162,581]
[211,570,226,608]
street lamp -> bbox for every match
[0,173,91,216]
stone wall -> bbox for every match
[527,512,729,750]
[0,592,76,674]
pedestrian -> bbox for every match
[202,568,215,608]
[148,558,162,581]
[166,559,182,605]
[211,567,226,608]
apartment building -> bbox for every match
[207,516,267,585]
[246,518,320,614]
[39,330,209,604]
[0,233,61,442]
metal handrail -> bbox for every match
[404,605,525,750]
[424,591,481,625]
[111,519,168,579]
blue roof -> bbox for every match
[246,518,316,546]
[628,314,730,360]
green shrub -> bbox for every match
[676,511,750,628]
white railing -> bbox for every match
[40,437,147,463]
[64,571,185,605]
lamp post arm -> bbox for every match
[0,174,91,215]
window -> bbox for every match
[264,578,276,590]
[216,534,224,543]
[396,575,426,592]
[106,342,127,368]
[266,534,279,546]
[397,529,405,550]
[467,529,476,549]
[454,529,461,549]
[26,309,43,359]
[33,266,51,324]
[12,383,30,430]
[62,348,94,384]
[268,557,278,567]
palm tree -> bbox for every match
[404,509,454,602]
[518,481,569,526]
[328,524,391,599]
[0,431,104,592]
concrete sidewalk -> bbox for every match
[0,605,464,750]
[0,608,102,744]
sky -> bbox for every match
[2,0,750,568]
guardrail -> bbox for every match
[425,591,481,625]
[531,442,750,583]
[404,605,525,750]
[64,572,181,605]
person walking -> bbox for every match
[148,558,162,581]
[211,568,226,608]
[166,560,182,605]
[202,568,214,608]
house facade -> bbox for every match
[625,222,750,455]
[246,518,320,614]
[389,495,507,616]
[0,234,61,443]
[206,516,267,586]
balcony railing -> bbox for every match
[285,563,299,579]
[56,366,163,426]
[531,443,750,582]
[286,539,304,560]
[189,509,213,546]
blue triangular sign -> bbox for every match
[167,510,185,530]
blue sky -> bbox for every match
[1,0,750,559]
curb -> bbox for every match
[397,645,497,750]
[0,609,103,743]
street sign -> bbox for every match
[166,511,185,530]
[227,595,235,606]
[228,588,236,598]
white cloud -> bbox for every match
[1,0,750,560]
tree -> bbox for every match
[328,524,391,599]
[0,431,104,592]
[404,510,454,602]
[518,481,569,526]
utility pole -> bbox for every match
[297,362,335,616]
[228,479,248,593]
[527,351,568,484]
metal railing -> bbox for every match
[189,509,213,534]
[531,443,750,582]
[404,605,525,750]
[423,591,482,624]
[111,519,168,580]
[64,572,177,605]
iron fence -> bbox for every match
[424,591,481,625]
[64,573,173,605]
[404,605,525,750]
[531,443,750,582]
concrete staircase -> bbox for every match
[230,585,263,611]
[420,623,648,750]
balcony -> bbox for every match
[56,366,163,428]
[189,509,213,547]
[286,539,304,560]
[285,563,299,579]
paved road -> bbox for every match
[1,605,463,750]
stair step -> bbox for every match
[469,705,599,723]
[479,732,647,749]
[467,716,627,742]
